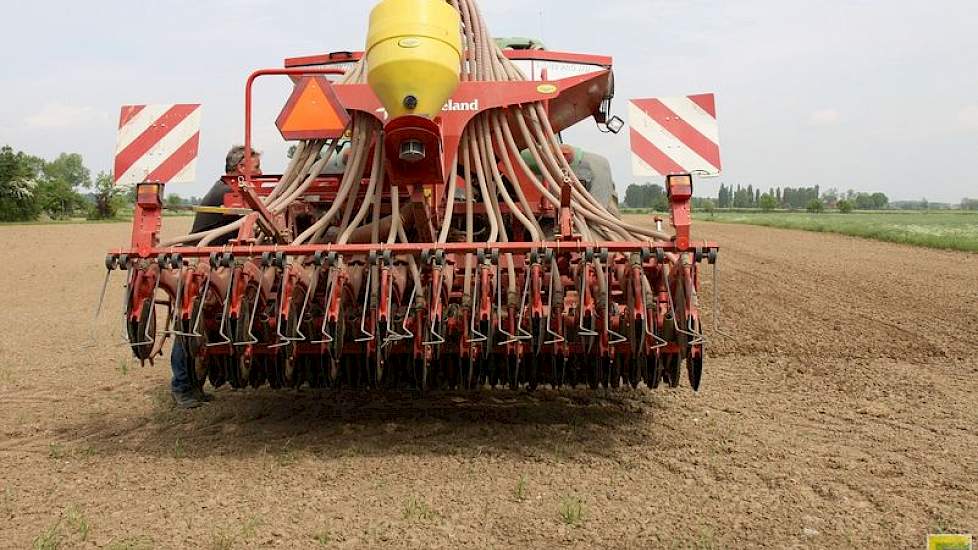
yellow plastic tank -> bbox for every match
[366,0,462,119]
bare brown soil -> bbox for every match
[1,217,976,549]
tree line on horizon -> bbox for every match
[622,182,978,212]
[0,145,199,222]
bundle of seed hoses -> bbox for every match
[162,0,673,305]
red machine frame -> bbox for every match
[109,48,718,392]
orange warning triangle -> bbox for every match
[276,77,350,140]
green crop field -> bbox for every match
[695,210,978,252]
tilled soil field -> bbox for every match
[1,217,976,549]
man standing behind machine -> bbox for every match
[169,145,261,408]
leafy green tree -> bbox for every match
[88,171,126,220]
[837,199,854,213]
[36,152,90,219]
[36,178,86,219]
[43,153,91,188]
[165,193,185,208]
[624,183,668,210]
[702,199,716,217]
[0,146,44,221]
[870,192,889,209]
[962,198,978,211]
[759,194,777,212]
[806,198,825,214]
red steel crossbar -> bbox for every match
[110,240,717,259]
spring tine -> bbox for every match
[294,264,320,342]
[382,261,411,347]
[544,254,565,346]
[311,267,337,345]
[119,266,134,345]
[354,262,376,343]
[122,264,160,349]
[605,259,627,346]
[233,270,262,347]
[162,266,186,336]
[206,267,234,348]
[381,265,400,347]
[423,318,446,346]
[499,259,532,346]
[188,266,210,339]
[423,260,446,346]
[143,264,163,343]
[711,258,731,338]
[382,284,404,347]
[515,263,533,341]
[271,261,305,348]
[578,260,599,338]
[663,260,707,346]
[87,267,114,347]
[495,259,518,345]
[467,261,487,344]
[247,270,264,344]
[272,259,317,347]
[399,286,417,341]
[167,265,206,338]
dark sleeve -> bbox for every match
[190,181,241,242]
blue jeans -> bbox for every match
[170,339,193,395]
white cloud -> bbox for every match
[24,103,108,129]
[808,109,841,126]
[956,105,978,129]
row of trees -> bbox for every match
[715,184,890,211]
[0,145,127,222]
[624,182,900,213]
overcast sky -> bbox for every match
[1,0,976,202]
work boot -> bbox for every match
[192,387,214,402]
[172,391,203,409]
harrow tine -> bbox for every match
[118,264,134,346]
[663,260,707,347]
[271,259,314,348]
[121,262,161,350]
[354,261,376,343]
[577,259,598,338]
[162,264,186,336]
[466,260,487,344]
[711,255,732,338]
[544,253,565,346]
[311,266,337,345]
[422,259,446,346]
[87,258,116,347]
[296,263,321,341]
[495,259,518,346]
[380,264,401,348]
[384,281,415,348]
[605,256,627,346]
[206,266,234,348]
[233,262,264,347]
[186,266,212,340]
[499,258,532,346]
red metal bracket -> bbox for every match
[666,174,693,251]
[131,182,164,254]
[233,178,291,243]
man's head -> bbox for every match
[225,145,262,176]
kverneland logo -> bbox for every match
[443,99,480,112]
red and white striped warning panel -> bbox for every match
[114,104,202,186]
[628,94,721,178]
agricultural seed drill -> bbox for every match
[103,0,719,392]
